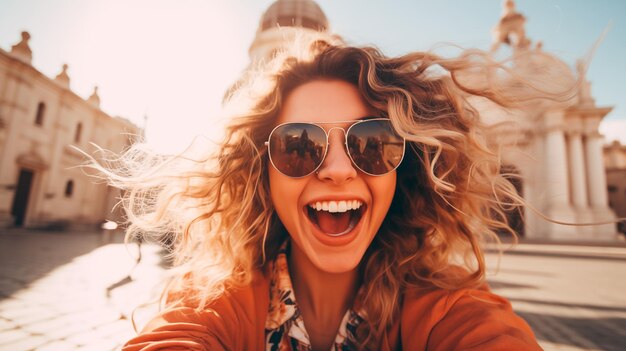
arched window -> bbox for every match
[35,102,45,126]
[64,180,74,198]
[74,122,82,143]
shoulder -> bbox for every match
[122,270,270,351]
[398,285,542,350]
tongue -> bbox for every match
[316,211,351,234]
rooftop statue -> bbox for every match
[491,0,531,52]
[10,31,33,63]
[88,86,101,108]
[54,64,71,88]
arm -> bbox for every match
[401,287,542,350]
[122,306,235,351]
[123,274,270,351]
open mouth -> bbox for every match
[305,200,366,237]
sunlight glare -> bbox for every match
[59,0,252,154]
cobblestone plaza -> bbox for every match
[0,230,625,350]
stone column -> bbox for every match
[584,131,617,239]
[545,128,571,206]
[585,132,609,207]
[567,131,588,208]
[566,129,593,237]
[542,125,577,239]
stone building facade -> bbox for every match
[479,0,616,241]
[0,32,139,229]
[251,0,618,241]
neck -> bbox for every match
[288,243,360,323]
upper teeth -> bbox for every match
[309,200,363,213]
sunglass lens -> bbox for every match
[269,123,327,177]
[347,120,405,175]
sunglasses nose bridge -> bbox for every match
[325,127,349,153]
[317,126,357,182]
[326,126,347,138]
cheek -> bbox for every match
[370,173,397,216]
[269,167,301,223]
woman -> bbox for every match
[117,36,543,350]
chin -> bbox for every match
[310,251,365,274]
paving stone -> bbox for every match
[9,308,59,326]
[91,319,134,340]
[0,335,49,351]
[43,321,93,340]
[73,337,121,351]
[1,328,32,344]
[0,316,17,332]
[0,305,44,320]
[35,340,80,351]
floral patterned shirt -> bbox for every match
[264,242,366,351]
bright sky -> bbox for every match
[1,0,625,153]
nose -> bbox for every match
[316,128,357,184]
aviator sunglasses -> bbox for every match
[265,118,406,178]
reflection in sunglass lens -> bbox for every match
[269,123,327,177]
[347,120,404,175]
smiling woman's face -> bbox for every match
[269,80,396,274]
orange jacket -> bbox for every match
[123,272,541,350]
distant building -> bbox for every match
[478,0,616,241]
[249,0,331,62]
[252,0,618,241]
[0,32,139,230]
[604,141,626,234]
[222,0,337,102]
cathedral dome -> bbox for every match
[514,49,577,94]
[258,0,328,32]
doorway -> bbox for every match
[11,169,34,226]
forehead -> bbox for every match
[277,79,373,125]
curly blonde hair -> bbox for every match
[92,34,576,348]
